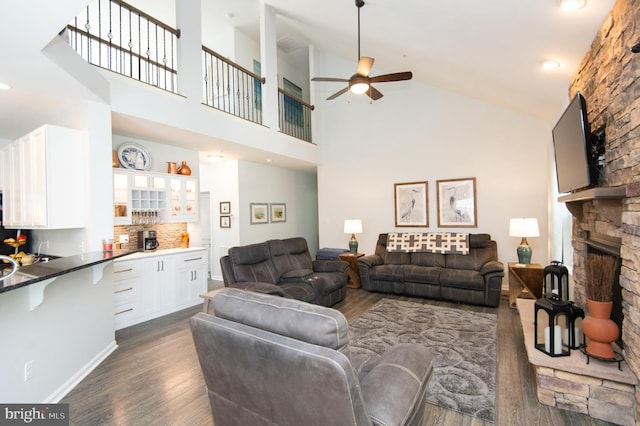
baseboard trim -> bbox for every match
[44,340,119,403]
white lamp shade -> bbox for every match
[509,218,540,238]
[344,219,363,234]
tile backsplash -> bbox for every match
[114,222,188,251]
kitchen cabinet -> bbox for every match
[176,249,207,308]
[168,175,199,222]
[2,125,85,229]
[113,170,196,224]
[113,248,206,330]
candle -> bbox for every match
[544,325,563,355]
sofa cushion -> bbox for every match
[410,252,446,267]
[269,238,314,280]
[369,264,406,282]
[445,246,496,271]
[404,265,441,284]
[279,282,316,302]
[303,273,346,295]
[228,243,278,284]
[439,268,485,290]
[212,288,349,351]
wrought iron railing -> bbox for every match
[278,89,314,143]
[202,46,265,125]
[65,0,180,93]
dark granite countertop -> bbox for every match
[0,250,139,294]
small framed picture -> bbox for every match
[220,201,231,215]
[394,181,428,227]
[250,203,269,224]
[436,177,477,228]
[220,216,231,228]
[270,203,286,223]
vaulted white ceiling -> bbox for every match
[0,0,616,143]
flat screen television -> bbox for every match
[552,92,597,194]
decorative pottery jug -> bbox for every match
[177,161,191,176]
[167,161,177,174]
[582,299,618,359]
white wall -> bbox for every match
[315,52,551,270]
[238,161,318,253]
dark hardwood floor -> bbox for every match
[62,289,613,425]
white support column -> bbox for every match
[259,1,279,131]
[176,0,203,106]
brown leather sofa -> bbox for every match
[220,237,348,306]
[358,233,504,307]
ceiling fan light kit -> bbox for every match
[311,0,412,101]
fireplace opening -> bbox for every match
[585,232,623,349]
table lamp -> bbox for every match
[509,218,540,265]
[344,219,363,254]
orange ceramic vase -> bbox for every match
[582,299,619,359]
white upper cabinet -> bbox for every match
[2,125,85,229]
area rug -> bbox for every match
[349,299,497,422]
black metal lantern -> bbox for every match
[569,303,585,350]
[543,261,569,300]
[534,295,572,357]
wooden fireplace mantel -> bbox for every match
[558,186,627,226]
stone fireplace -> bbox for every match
[553,0,640,422]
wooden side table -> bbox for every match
[508,262,544,309]
[338,253,364,289]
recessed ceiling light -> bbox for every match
[558,0,587,11]
[206,154,224,162]
[265,158,273,164]
[542,59,561,70]
[0,82,12,90]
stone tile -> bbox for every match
[589,398,636,426]
[536,386,556,406]
[590,386,636,407]
[537,374,589,397]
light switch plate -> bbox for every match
[119,235,129,243]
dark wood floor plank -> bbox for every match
[62,288,615,425]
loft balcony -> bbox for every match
[63,0,314,143]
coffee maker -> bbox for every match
[138,230,159,251]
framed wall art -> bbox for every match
[220,201,231,214]
[250,203,269,224]
[220,216,231,228]
[436,177,477,228]
[270,203,287,223]
[394,181,428,227]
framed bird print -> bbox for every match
[436,177,477,228]
[394,181,428,227]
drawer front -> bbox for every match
[114,297,140,329]
[177,251,207,268]
[114,280,138,302]
[113,261,141,280]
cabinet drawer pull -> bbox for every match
[115,308,133,315]
[184,257,203,262]
[115,287,133,294]
[115,268,133,273]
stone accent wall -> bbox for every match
[535,365,636,425]
[113,222,188,251]
[569,0,640,421]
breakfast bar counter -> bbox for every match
[0,250,139,294]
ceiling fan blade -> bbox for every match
[370,71,413,83]
[366,86,384,101]
[356,56,374,76]
[326,86,350,100]
[311,77,349,82]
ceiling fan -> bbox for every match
[311,0,412,101]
